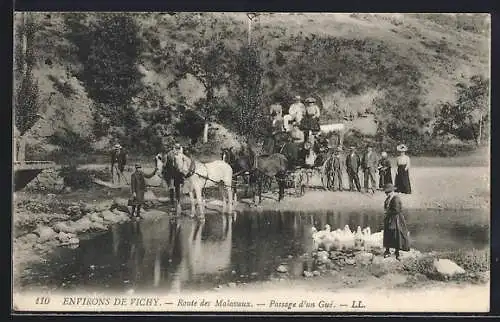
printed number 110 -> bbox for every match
[35,297,50,305]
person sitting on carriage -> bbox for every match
[283,113,294,132]
[288,95,306,125]
[301,97,321,142]
[286,121,305,169]
[269,103,283,118]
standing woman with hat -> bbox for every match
[130,163,158,219]
[382,183,410,260]
[394,144,412,194]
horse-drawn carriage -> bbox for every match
[221,129,335,202]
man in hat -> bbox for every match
[130,163,158,219]
[345,146,361,192]
[362,146,379,193]
[111,143,127,184]
[383,183,410,260]
[302,97,321,142]
[269,103,283,118]
[288,95,306,125]
[378,151,392,190]
[331,146,345,191]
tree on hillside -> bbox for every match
[14,13,42,162]
[65,13,144,142]
[234,44,265,139]
[170,34,234,143]
[434,75,489,145]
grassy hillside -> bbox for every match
[14,12,489,158]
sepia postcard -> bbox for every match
[12,12,490,313]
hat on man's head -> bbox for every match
[381,151,388,157]
[174,143,181,149]
[384,183,396,192]
[114,144,121,149]
[294,95,301,101]
[135,163,142,169]
[396,144,408,152]
[305,97,316,103]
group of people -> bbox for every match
[326,143,412,195]
[270,95,322,144]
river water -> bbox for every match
[18,209,489,293]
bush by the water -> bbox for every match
[58,166,94,189]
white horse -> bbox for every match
[173,152,233,217]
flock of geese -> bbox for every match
[311,224,384,252]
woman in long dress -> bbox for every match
[383,183,410,260]
[394,144,411,194]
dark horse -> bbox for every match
[221,147,288,204]
[155,151,184,211]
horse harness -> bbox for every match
[182,156,223,190]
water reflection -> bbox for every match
[19,209,489,293]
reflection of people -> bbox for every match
[378,151,392,190]
[111,143,127,184]
[383,183,410,260]
[346,146,361,192]
[130,164,157,219]
[362,146,378,193]
[394,144,412,194]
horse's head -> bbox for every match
[173,151,192,176]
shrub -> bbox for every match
[58,165,94,189]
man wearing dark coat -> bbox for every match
[345,146,361,192]
[383,183,410,260]
[331,146,345,191]
[362,146,379,193]
[378,151,393,190]
[130,164,157,219]
[111,143,127,184]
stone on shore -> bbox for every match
[34,225,57,243]
[73,216,93,232]
[52,221,77,234]
[433,259,466,277]
[141,209,168,220]
[101,210,122,224]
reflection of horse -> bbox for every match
[221,147,287,204]
[173,151,233,217]
[170,216,233,292]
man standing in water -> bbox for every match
[383,183,410,260]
